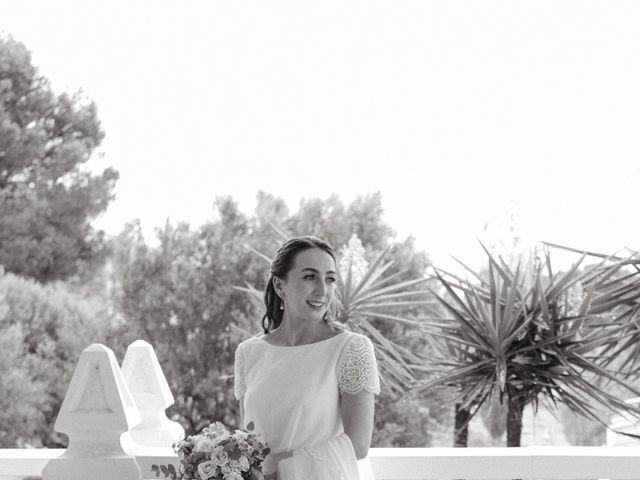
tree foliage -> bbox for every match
[0,269,113,447]
[418,244,640,446]
[109,201,262,433]
[0,189,441,447]
[110,193,440,445]
[0,35,118,282]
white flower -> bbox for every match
[220,464,237,475]
[234,429,249,441]
[194,437,216,454]
[204,422,230,440]
[210,446,229,467]
[197,460,218,480]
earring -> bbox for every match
[280,300,285,311]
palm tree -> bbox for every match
[415,243,640,447]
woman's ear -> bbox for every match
[272,276,284,298]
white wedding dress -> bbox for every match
[234,329,380,480]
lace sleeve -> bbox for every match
[233,343,246,400]
[337,335,381,395]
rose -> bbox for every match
[210,446,229,467]
[220,464,238,476]
[204,422,230,440]
[194,437,216,454]
[196,460,218,480]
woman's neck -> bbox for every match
[269,318,335,346]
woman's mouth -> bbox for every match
[306,300,324,310]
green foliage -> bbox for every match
[285,192,395,254]
[372,389,452,447]
[110,204,260,433]
[0,270,113,447]
[0,35,118,282]
[111,193,440,445]
[0,320,46,447]
[418,243,640,446]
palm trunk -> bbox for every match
[453,403,470,447]
[506,390,524,447]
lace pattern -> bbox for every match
[337,335,381,395]
[233,343,246,400]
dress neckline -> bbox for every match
[257,330,349,348]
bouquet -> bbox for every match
[152,421,271,480]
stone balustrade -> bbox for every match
[4,446,640,479]
[1,341,640,480]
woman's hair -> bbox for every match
[262,235,337,333]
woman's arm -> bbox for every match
[340,390,375,460]
[239,397,245,428]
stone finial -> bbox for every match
[42,343,142,480]
[120,340,185,452]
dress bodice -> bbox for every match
[233,330,380,455]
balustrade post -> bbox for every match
[120,340,185,453]
[42,344,142,480]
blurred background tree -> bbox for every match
[109,198,262,433]
[0,35,120,449]
[0,270,113,447]
[0,35,118,282]
[108,192,443,446]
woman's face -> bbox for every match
[276,247,337,324]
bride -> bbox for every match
[234,236,380,480]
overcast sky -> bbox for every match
[3,1,639,273]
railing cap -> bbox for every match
[53,343,140,433]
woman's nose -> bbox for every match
[316,279,327,295]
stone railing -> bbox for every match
[1,341,640,480]
[4,446,640,479]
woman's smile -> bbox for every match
[307,300,325,310]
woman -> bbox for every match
[234,236,380,480]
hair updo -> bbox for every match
[262,236,336,333]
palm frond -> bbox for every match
[418,243,640,444]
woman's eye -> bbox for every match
[304,274,314,280]
[327,277,336,283]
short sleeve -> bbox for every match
[233,343,246,400]
[337,335,381,395]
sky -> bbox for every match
[2,1,639,273]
